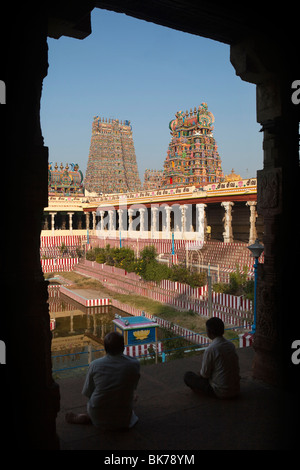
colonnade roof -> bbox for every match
[43,177,257,212]
[83,177,257,211]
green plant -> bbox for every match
[212,282,228,293]
[140,245,157,263]
[213,264,254,300]
[143,260,171,283]
[113,247,135,268]
[169,264,190,284]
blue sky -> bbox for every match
[41,8,263,183]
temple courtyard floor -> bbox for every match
[56,347,297,451]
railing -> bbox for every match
[77,260,253,329]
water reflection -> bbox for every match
[48,285,129,375]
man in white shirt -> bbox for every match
[65,331,140,430]
[184,317,240,398]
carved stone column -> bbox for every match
[2,8,60,449]
[231,36,300,392]
[85,212,90,230]
[128,208,134,232]
[118,208,124,231]
[196,203,207,243]
[108,209,115,232]
[151,206,158,236]
[99,210,105,231]
[221,201,234,243]
[50,212,56,232]
[92,211,96,231]
[246,201,257,245]
[139,207,146,234]
[67,212,74,231]
[180,204,188,235]
[164,206,171,234]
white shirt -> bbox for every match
[200,336,240,398]
[82,353,140,429]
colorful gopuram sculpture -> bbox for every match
[162,103,224,188]
[85,116,141,194]
[48,162,84,196]
[143,169,163,190]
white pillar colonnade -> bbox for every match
[62,199,259,245]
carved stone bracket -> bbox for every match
[257,168,282,217]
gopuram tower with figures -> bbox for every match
[162,103,224,188]
[85,116,141,194]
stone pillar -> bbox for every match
[196,203,207,243]
[180,204,188,235]
[164,206,171,235]
[99,210,105,231]
[230,35,300,396]
[139,207,146,233]
[85,212,90,230]
[221,201,234,243]
[128,208,134,232]
[92,211,96,231]
[255,118,298,387]
[151,206,158,236]
[118,209,124,231]
[108,209,115,232]
[246,201,257,245]
[50,212,56,232]
[2,7,61,449]
[67,212,74,232]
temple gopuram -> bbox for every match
[85,116,141,194]
[143,169,164,190]
[48,162,84,196]
[162,103,224,188]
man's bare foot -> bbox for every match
[65,412,91,424]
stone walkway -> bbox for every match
[56,347,296,451]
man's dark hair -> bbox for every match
[206,317,224,337]
[104,331,125,355]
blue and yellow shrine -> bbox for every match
[113,315,159,346]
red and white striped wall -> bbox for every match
[41,258,79,273]
[239,332,253,347]
[124,342,163,358]
[212,292,252,311]
[40,235,85,247]
[160,279,208,298]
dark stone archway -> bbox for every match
[2,1,298,449]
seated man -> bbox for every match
[184,317,240,399]
[66,331,140,430]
